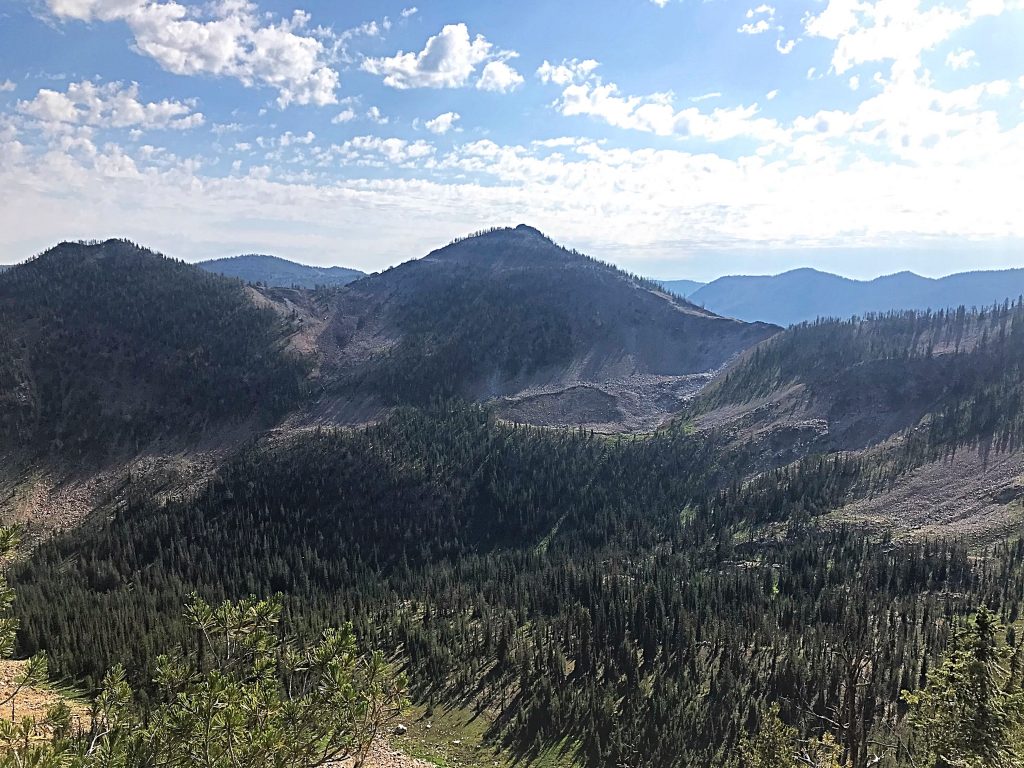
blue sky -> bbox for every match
[0,0,1022,280]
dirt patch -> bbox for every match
[335,737,435,768]
[0,660,90,737]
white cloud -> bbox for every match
[739,4,776,33]
[690,92,722,102]
[787,68,1017,167]
[946,48,977,69]
[362,23,519,91]
[16,80,203,130]
[329,135,436,165]
[212,121,243,135]
[425,111,460,134]
[366,106,389,125]
[738,19,772,34]
[279,131,315,147]
[2,0,1021,275]
[537,59,782,141]
[45,0,339,107]
[537,59,600,86]
[477,60,524,93]
[401,7,418,17]
[849,75,860,90]
[776,39,797,54]
[0,80,16,93]
[803,0,1005,75]
[2,93,1024,275]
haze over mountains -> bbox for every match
[661,266,1024,326]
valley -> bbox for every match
[4,230,1024,767]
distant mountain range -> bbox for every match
[659,267,1024,326]
[198,253,364,288]
[659,278,705,297]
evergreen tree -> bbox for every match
[905,607,1023,768]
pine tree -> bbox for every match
[904,607,1023,768]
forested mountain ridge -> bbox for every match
[0,240,313,543]
[317,225,778,430]
[0,240,309,458]
[198,253,365,288]
[684,302,1024,541]
[0,230,777,544]
[683,266,1024,326]
[0,229,780,437]
[692,303,1024,452]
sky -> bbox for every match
[0,0,1022,280]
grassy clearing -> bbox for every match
[394,703,580,768]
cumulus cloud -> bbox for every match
[0,80,16,93]
[4,117,1022,274]
[803,0,1005,75]
[477,60,525,93]
[362,23,522,91]
[366,106,389,125]
[424,111,460,134]
[536,59,781,141]
[739,4,776,33]
[328,135,436,165]
[537,59,600,86]
[776,39,797,53]
[332,108,356,124]
[16,80,204,130]
[279,130,315,146]
[946,48,977,69]
[45,0,339,107]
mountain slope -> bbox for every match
[689,303,1024,471]
[315,225,778,430]
[688,266,1024,325]
[199,254,364,288]
[0,240,308,458]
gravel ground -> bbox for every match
[830,447,1024,546]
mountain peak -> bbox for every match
[427,225,568,268]
[513,223,546,237]
[32,239,163,269]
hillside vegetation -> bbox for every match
[0,240,308,458]
[13,404,1024,766]
[694,302,1024,455]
